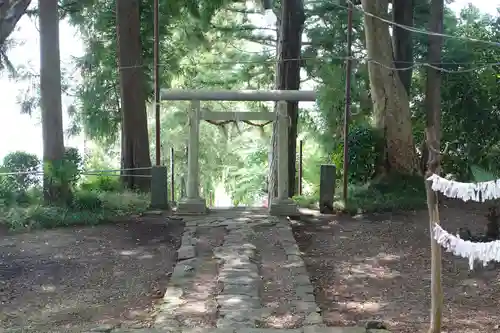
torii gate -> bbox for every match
[160,89,316,216]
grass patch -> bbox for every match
[292,194,320,209]
[334,173,427,214]
[0,190,151,232]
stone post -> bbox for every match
[150,166,170,210]
[270,101,298,216]
[319,164,336,214]
[177,100,207,214]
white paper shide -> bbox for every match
[427,173,500,269]
[427,174,500,202]
[432,223,500,270]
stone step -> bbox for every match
[111,327,391,333]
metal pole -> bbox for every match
[298,140,303,195]
[342,1,353,203]
[153,0,161,165]
[170,147,175,202]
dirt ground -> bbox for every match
[0,214,183,333]
[293,201,500,333]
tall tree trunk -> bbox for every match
[425,0,444,331]
[392,0,414,95]
[116,0,152,192]
[0,0,32,47]
[268,0,305,201]
[39,0,69,204]
[361,0,418,175]
[267,9,281,204]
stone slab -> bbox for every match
[177,245,196,260]
[113,329,171,333]
[303,327,391,333]
[236,329,302,333]
[181,329,235,333]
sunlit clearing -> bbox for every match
[337,300,385,313]
[119,249,140,256]
[40,284,56,292]
[264,313,298,328]
[337,254,402,280]
[180,300,210,314]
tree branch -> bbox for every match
[0,0,32,47]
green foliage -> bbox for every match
[335,174,427,214]
[334,125,383,184]
[225,139,269,205]
[0,170,18,205]
[2,151,40,191]
[80,175,123,192]
[292,194,319,209]
[0,189,150,231]
[412,7,500,180]
[43,148,84,191]
[470,164,497,182]
[71,190,103,210]
[63,147,83,186]
[0,149,85,207]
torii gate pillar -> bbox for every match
[176,100,207,214]
[269,101,299,216]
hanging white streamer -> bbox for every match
[432,223,500,270]
[427,174,500,202]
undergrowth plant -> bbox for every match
[0,149,150,232]
[334,173,427,214]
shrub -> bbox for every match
[334,173,426,214]
[292,194,319,209]
[333,125,383,184]
[71,190,103,210]
[64,147,83,187]
[2,151,41,192]
[80,175,123,192]
[0,189,150,231]
[0,170,17,205]
[42,147,83,192]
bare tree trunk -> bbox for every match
[392,0,414,96]
[116,0,152,192]
[361,0,418,175]
[0,0,32,47]
[425,0,444,332]
[39,0,69,204]
[268,0,305,201]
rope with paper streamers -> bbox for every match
[428,173,500,269]
[432,223,500,270]
[427,174,500,202]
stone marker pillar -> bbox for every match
[150,165,170,210]
[319,164,336,214]
[270,101,299,216]
[177,100,207,214]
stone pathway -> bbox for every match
[100,208,390,333]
